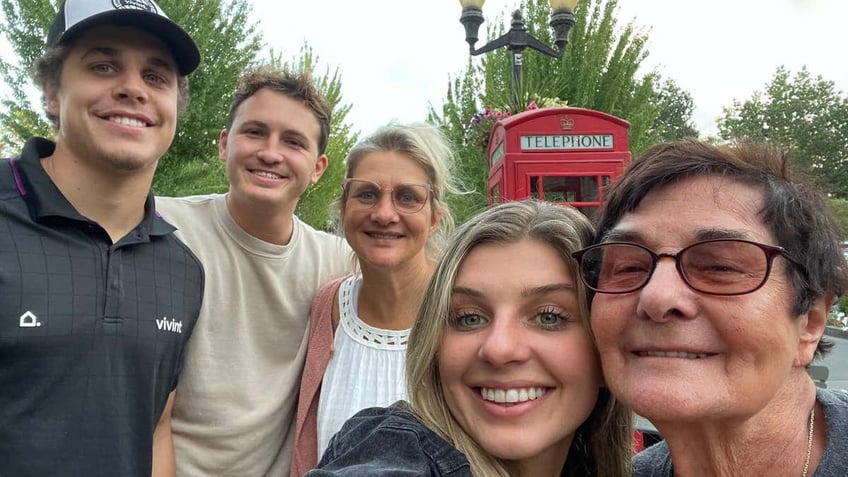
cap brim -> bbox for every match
[56,10,200,76]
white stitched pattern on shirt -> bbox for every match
[339,274,410,349]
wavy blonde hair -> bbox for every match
[406,200,632,477]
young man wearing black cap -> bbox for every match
[0,1,203,476]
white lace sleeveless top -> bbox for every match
[316,274,411,457]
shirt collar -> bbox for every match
[12,136,175,238]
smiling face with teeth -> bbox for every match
[438,239,601,475]
[220,88,327,227]
[591,175,822,426]
[45,26,179,175]
[342,151,440,273]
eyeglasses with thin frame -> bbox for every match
[342,178,433,214]
[571,239,804,296]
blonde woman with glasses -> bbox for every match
[290,122,461,476]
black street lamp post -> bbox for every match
[459,0,578,106]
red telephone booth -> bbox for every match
[486,107,631,219]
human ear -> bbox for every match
[794,293,830,367]
[311,154,329,184]
[428,208,443,235]
[44,87,60,118]
[218,129,228,163]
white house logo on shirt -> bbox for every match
[19,311,41,328]
[156,316,183,334]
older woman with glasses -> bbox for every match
[572,138,848,476]
[290,122,461,476]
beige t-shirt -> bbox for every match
[156,194,351,477]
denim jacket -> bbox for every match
[305,401,473,476]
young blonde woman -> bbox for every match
[290,122,461,476]
[306,201,632,477]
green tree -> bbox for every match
[829,198,848,237]
[429,64,490,225]
[433,0,695,222]
[0,1,359,231]
[651,78,699,141]
[151,0,262,195]
[718,66,848,197]
[285,47,359,231]
[0,0,54,147]
[0,0,262,195]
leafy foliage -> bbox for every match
[650,78,699,141]
[718,66,848,197]
[829,198,848,237]
[0,0,262,195]
[284,47,359,232]
[429,66,490,225]
[150,0,262,196]
[0,0,55,147]
[0,1,358,231]
[432,0,698,223]
[465,99,550,151]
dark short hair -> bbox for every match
[596,139,848,357]
[32,44,190,131]
[225,66,331,156]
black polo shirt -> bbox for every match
[0,137,204,477]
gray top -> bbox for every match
[633,388,848,476]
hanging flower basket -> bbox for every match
[464,97,568,151]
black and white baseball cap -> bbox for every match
[47,0,201,75]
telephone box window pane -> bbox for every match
[492,185,501,204]
[545,176,570,202]
[540,176,570,202]
[540,176,600,202]
[530,177,540,200]
[579,176,599,202]
[492,142,505,165]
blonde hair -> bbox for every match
[338,121,461,260]
[406,200,632,477]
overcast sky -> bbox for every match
[252,0,848,138]
[1,1,845,140]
